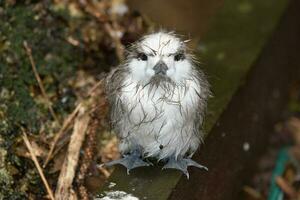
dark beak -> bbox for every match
[153,61,168,75]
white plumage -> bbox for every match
[105,32,210,177]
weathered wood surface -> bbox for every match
[96,0,291,199]
[170,0,300,199]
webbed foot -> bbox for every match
[162,157,208,179]
[102,150,151,174]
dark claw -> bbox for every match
[102,149,151,174]
[162,157,208,179]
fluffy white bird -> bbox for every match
[104,31,210,178]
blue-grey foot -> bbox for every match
[102,150,151,174]
[162,157,208,179]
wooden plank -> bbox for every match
[169,0,300,199]
[96,0,289,199]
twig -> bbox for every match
[242,186,263,200]
[43,79,104,167]
[76,118,99,200]
[55,106,90,200]
[77,0,125,61]
[23,41,60,125]
[87,79,104,96]
[103,23,125,61]
[43,103,82,167]
[22,129,55,200]
[98,166,110,178]
[275,176,297,198]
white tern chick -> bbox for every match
[104,32,210,178]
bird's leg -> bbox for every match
[102,148,151,174]
[162,157,208,179]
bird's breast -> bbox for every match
[122,86,182,124]
[118,79,202,158]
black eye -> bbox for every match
[137,53,148,61]
[174,53,185,61]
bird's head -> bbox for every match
[126,32,194,86]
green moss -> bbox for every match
[0,4,78,135]
[0,2,85,198]
[0,168,14,199]
[0,137,26,200]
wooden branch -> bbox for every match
[22,129,55,200]
[55,106,90,200]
